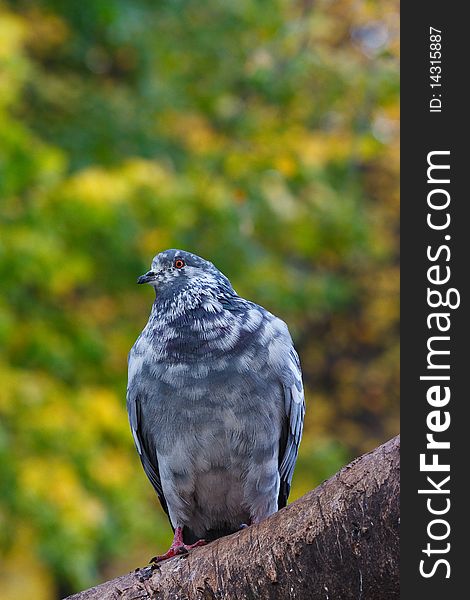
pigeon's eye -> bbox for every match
[174,258,185,269]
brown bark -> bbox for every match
[65,435,400,600]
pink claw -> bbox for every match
[150,527,206,563]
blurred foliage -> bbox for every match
[0,0,399,597]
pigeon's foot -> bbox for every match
[149,541,206,563]
[150,527,206,564]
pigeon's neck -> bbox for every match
[143,286,243,362]
[151,283,233,323]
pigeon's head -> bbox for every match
[138,249,234,298]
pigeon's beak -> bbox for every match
[137,271,156,284]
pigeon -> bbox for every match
[127,249,305,561]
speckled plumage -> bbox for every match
[127,249,304,545]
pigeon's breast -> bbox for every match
[159,312,243,360]
[147,306,268,369]
[132,307,284,451]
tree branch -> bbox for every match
[65,435,400,600]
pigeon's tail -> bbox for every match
[183,525,239,545]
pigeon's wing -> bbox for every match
[126,378,170,520]
[220,299,305,509]
[277,345,305,509]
